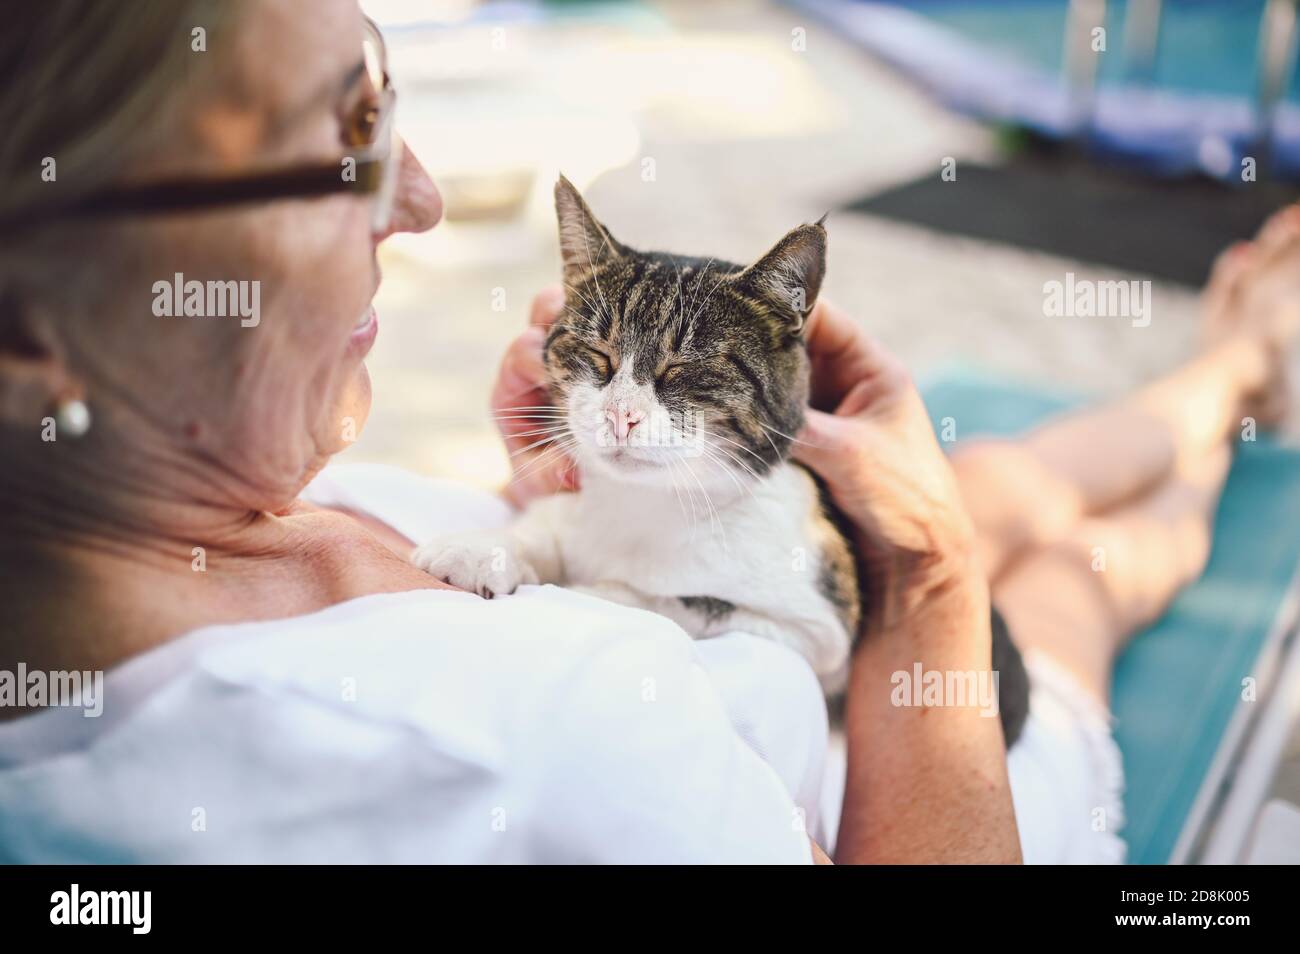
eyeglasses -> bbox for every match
[53,18,402,233]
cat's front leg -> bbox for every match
[409,492,577,598]
[410,529,540,598]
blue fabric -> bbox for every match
[921,367,1300,863]
[788,0,1300,182]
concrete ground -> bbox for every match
[357,0,1300,843]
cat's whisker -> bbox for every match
[679,455,726,549]
[672,457,701,545]
[695,429,767,478]
[492,413,568,422]
[508,431,573,460]
[507,425,574,441]
[683,257,715,322]
[696,427,769,467]
[511,433,575,465]
[489,411,570,419]
[562,282,614,329]
[421,411,567,424]
[490,416,571,426]
[509,438,579,485]
[668,453,702,543]
[700,442,760,498]
[490,406,570,414]
[491,415,570,422]
[667,254,691,349]
[660,451,692,531]
[697,455,752,511]
[758,427,785,461]
[580,228,621,340]
[758,420,819,448]
[696,445,759,501]
[686,267,731,329]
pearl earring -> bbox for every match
[53,396,92,439]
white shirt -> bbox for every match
[0,463,1128,864]
[0,465,826,863]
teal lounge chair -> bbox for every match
[923,368,1300,864]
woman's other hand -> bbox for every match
[792,299,981,622]
[494,286,579,509]
[790,299,1017,864]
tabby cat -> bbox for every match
[412,176,1028,741]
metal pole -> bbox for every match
[1257,0,1299,152]
[1121,0,1163,84]
[1063,0,1108,133]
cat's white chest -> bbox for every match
[560,487,735,593]
[550,464,852,688]
[559,466,814,602]
[411,463,855,691]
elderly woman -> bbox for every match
[1,0,1296,864]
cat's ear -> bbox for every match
[735,219,827,334]
[554,174,627,283]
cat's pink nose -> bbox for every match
[606,404,644,443]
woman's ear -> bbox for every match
[0,296,75,431]
[554,174,627,285]
[735,219,827,333]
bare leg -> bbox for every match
[953,208,1299,581]
[991,444,1231,701]
[951,338,1264,580]
[952,205,1300,702]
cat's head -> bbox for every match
[544,175,825,489]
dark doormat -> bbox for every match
[844,142,1300,287]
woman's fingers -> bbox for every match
[492,291,580,505]
[493,326,548,406]
[530,284,565,328]
[792,407,867,482]
[802,299,904,411]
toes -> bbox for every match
[1256,204,1300,250]
[1203,241,1254,332]
[1209,240,1253,288]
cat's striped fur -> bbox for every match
[413,176,1028,740]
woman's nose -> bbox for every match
[374,143,442,242]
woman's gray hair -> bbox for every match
[1,1,233,279]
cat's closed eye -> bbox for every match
[656,363,685,387]
[585,346,614,384]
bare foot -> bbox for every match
[1202,205,1300,427]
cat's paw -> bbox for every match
[410,534,538,599]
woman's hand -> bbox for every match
[792,299,981,622]
[493,286,580,510]
[793,300,1019,864]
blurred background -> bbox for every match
[354,0,1300,489]
[348,0,1300,853]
